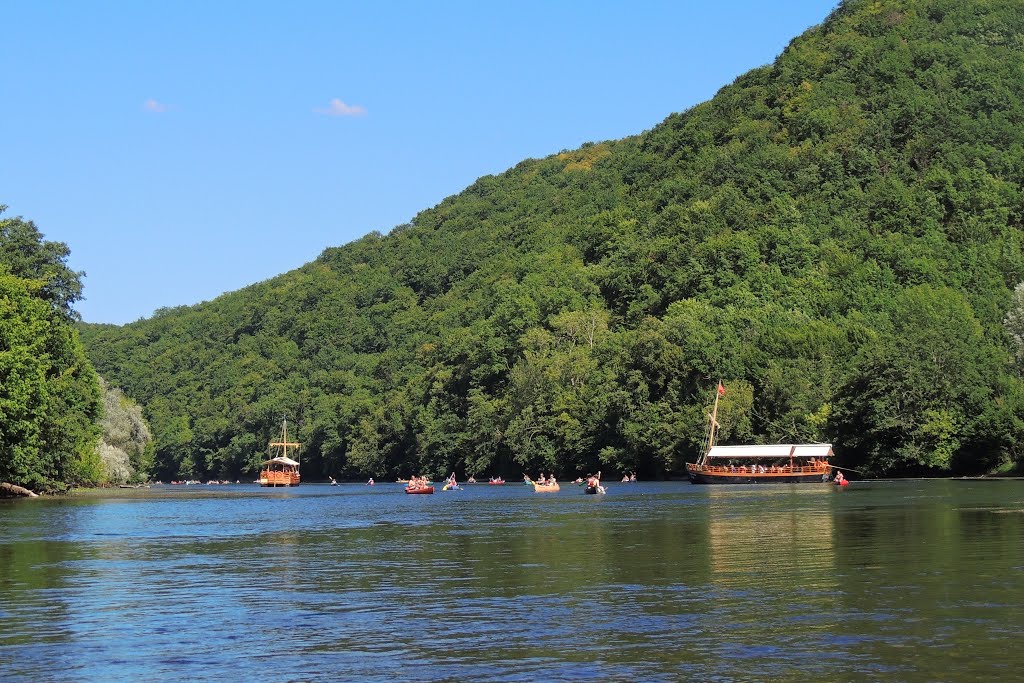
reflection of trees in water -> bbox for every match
[0,501,83,649]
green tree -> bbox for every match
[0,274,101,490]
[0,207,84,320]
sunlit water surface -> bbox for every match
[2,480,1023,681]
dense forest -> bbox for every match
[71,0,1024,482]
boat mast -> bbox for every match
[698,382,723,466]
[270,417,301,461]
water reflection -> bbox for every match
[1,481,1023,681]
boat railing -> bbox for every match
[686,463,831,475]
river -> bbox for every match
[1,479,1022,681]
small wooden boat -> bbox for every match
[405,486,434,494]
[258,419,301,487]
[533,482,560,492]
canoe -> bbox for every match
[405,486,434,494]
[584,485,606,495]
[533,482,560,492]
[442,484,463,491]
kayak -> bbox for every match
[405,486,434,494]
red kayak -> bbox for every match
[405,486,434,494]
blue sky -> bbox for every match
[2,0,838,325]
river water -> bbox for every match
[1,479,1022,681]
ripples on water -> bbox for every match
[2,480,1023,681]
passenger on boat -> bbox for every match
[834,471,845,485]
[622,474,630,482]
[367,477,374,486]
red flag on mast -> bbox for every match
[717,382,726,396]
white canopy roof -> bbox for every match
[706,444,833,459]
[263,456,299,466]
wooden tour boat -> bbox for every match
[258,418,301,487]
[686,383,833,484]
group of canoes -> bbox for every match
[399,472,609,495]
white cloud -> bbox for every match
[143,98,169,113]
[314,98,367,117]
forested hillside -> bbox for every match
[81,0,1024,481]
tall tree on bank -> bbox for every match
[1,208,103,491]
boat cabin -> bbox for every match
[259,456,301,487]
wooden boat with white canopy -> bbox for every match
[687,444,833,484]
[686,382,833,484]
[258,419,301,487]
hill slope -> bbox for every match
[81,0,1024,480]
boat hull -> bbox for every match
[533,483,560,492]
[686,464,829,485]
[259,471,300,487]
[405,486,434,494]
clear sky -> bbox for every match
[2,0,838,325]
